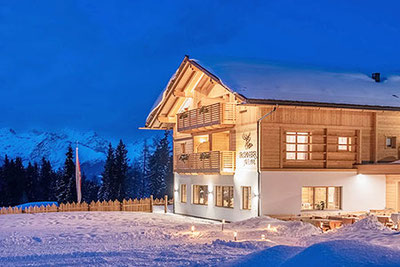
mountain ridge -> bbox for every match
[0,128,143,180]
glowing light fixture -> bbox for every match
[266,224,278,232]
[233,231,237,241]
[191,225,195,233]
[261,234,266,240]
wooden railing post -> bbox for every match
[150,195,154,213]
[164,195,168,213]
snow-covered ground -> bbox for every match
[0,210,399,266]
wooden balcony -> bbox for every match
[177,103,235,133]
[175,151,236,175]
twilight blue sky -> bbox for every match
[0,1,399,141]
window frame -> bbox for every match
[180,184,187,203]
[301,186,342,211]
[241,186,251,210]
[338,137,352,152]
[215,185,234,208]
[285,131,311,160]
[386,136,397,149]
[192,185,208,205]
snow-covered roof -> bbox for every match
[191,58,400,110]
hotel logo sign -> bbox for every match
[239,132,256,167]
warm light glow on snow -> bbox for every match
[266,224,278,232]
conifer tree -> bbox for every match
[57,146,76,203]
[39,158,55,201]
[114,140,129,201]
[0,155,7,206]
[148,131,172,198]
[98,143,115,201]
[81,173,100,203]
[25,162,39,201]
[137,140,151,198]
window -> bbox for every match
[193,185,208,205]
[180,184,187,203]
[301,187,341,210]
[194,135,210,153]
[338,137,352,151]
[180,143,186,154]
[215,186,234,208]
[242,186,251,210]
[286,132,310,160]
[386,137,396,149]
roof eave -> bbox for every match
[243,98,400,111]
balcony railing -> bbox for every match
[175,151,236,174]
[177,103,235,132]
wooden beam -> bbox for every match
[158,116,176,123]
[356,129,362,164]
[373,113,378,163]
[173,91,193,98]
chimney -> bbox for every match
[372,73,381,83]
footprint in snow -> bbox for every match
[32,237,42,243]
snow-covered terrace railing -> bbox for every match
[175,151,236,174]
[177,103,236,133]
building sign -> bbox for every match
[239,150,257,166]
[238,132,257,169]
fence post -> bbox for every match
[164,195,168,213]
[150,195,154,213]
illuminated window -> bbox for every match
[180,184,187,203]
[386,137,396,149]
[193,185,208,205]
[301,187,341,210]
[215,186,234,208]
[338,137,352,151]
[286,132,310,160]
[194,135,209,153]
[242,186,251,210]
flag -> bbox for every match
[76,144,82,203]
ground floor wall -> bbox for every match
[261,171,386,215]
[174,170,258,222]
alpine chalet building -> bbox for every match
[144,56,400,221]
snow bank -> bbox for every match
[285,240,400,267]
[301,216,400,250]
[231,240,400,267]
[229,216,321,238]
[1,212,399,266]
[342,215,388,232]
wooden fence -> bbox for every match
[0,195,173,215]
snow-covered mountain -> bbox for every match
[0,128,143,180]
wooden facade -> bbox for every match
[259,106,400,170]
[145,56,400,175]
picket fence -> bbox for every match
[0,195,173,215]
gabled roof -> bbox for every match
[193,58,400,110]
[145,56,400,129]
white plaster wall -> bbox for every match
[261,171,386,215]
[174,170,258,221]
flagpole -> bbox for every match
[75,141,82,203]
